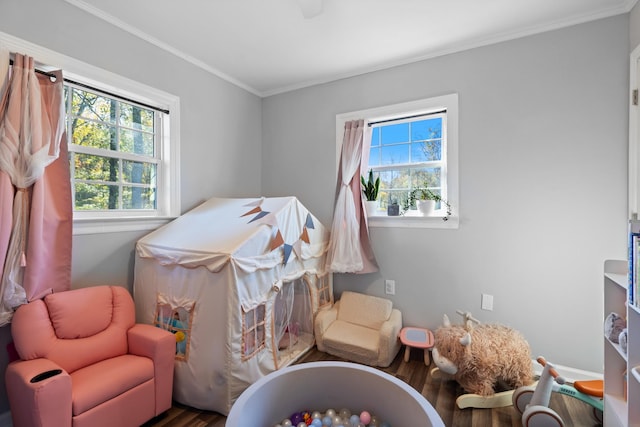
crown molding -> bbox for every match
[65,0,635,98]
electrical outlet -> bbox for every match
[481,293,494,311]
[385,279,396,295]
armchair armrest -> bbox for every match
[377,308,403,367]
[128,324,175,415]
[314,301,340,352]
[5,358,72,427]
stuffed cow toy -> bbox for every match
[432,313,534,396]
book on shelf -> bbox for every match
[630,220,640,306]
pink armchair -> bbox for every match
[5,285,175,427]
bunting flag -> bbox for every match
[248,211,270,223]
[241,206,262,217]
[305,213,315,229]
[300,227,310,244]
[283,244,293,266]
[243,198,264,207]
[292,240,303,259]
[270,230,285,251]
[240,199,316,266]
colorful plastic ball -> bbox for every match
[282,420,293,427]
[359,411,371,424]
[312,411,322,419]
[311,420,322,427]
[349,415,360,426]
[321,416,332,426]
[291,413,303,424]
[298,423,307,427]
[332,416,342,425]
[339,408,351,419]
[325,409,336,418]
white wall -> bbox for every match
[0,0,263,413]
[262,15,630,374]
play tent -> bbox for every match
[133,196,332,415]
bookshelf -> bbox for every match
[604,259,640,426]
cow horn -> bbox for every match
[460,332,471,346]
[443,314,451,327]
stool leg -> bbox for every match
[424,349,430,366]
[404,345,411,362]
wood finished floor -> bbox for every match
[143,347,602,427]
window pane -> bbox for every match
[123,160,155,185]
[381,123,409,144]
[120,129,154,156]
[411,140,442,162]
[120,104,154,133]
[74,153,120,182]
[370,127,380,147]
[368,147,381,167]
[72,119,115,150]
[71,88,116,123]
[122,186,156,210]
[411,118,442,141]
[74,183,115,210]
[412,167,441,188]
[381,144,409,165]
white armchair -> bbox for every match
[314,291,402,367]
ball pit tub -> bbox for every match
[226,361,444,426]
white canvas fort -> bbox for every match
[133,196,332,415]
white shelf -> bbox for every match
[604,394,627,427]
[604,259,636,426]
[606,336,629,362]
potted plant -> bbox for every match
[405,186,452,219]
[360,169,380,216]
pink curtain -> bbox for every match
[0,53,72,325]
[326,119,378,273]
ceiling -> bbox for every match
[66,0,636,97]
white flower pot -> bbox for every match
[364,200,378,216]
[416,199,435,216]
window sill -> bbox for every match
[73,216,175,235]
[366,211,459,229]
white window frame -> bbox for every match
[336,94,459,229]
[0,31,181,235]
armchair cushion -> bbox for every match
[6,286,175,427]
[314,291,402,367]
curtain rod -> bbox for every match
[368,109,446,127]
[8,58,170,115]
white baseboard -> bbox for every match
[0,411,12,427]
[532,359,603,383]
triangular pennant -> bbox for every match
[243,198,264,207]
[292,240,303,258]
[241,206,261,217]
[255,213,278,227]
[300,227,310,244]
[283,244,293,266]
[248,211,270,223]
[270,230,284,251]
[305,213,315,229]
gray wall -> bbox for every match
[0,0,634,415]
[262,15,630,374]
[0,0,262,413]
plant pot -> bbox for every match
[416,200,435,216]
[364,200,378,217]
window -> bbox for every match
[336,94,458,229]
[66,84,162,214]
[0,31,181,235]
[242,304,266,360]
[368,112,447,214]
